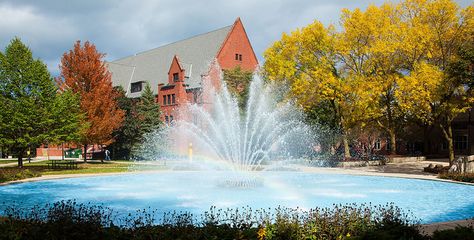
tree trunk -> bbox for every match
[389,130,396,155]
[84,144,88,163]
[61,143,65,161]
[17,151,23,168]
[342,134,351,159]
[423,125,431,155]
[440,122,455,165]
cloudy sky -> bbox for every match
[0,0,471,76]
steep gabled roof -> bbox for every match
[107,25,232,98]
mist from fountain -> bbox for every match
[162,74,314,171]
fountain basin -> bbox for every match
[0,171,472,223]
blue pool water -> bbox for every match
[0,172,473,223]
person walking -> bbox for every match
[27,149,31,163]
[105,149,111,161]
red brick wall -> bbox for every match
[216,18,259,72]
[157,19,259,123]
[158,56,188,122]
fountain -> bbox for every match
[0,73,473,225]
[142,74,316,171]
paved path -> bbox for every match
[353,160,449,176]
[418,219,474,235]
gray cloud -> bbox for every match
[0,0,471,76]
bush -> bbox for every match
[0,168,41,183]
[0,201,429,240]
[432,226,474,240]
[439,172,474,183]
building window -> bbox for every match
[172,94,176,104]
[167,95,171,105]
[173,73,179,82]
[239,54,242,61]
[454,135,468,150]
[235,53,239,60]
[374,140,381,150]
[130,82,142,93]
[163,95,166,105]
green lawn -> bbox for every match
[0,160,167,183]
[0,160,19,164]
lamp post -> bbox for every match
[188,143,193,163]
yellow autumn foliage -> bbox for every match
[263,0,473,158]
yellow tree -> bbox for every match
[338,4,406,155]
[264,21,379,158]
[397,0,473,164]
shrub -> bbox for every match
[432,226,474,240]
[0,201,428,240]
[439,172,474,183]
[0,168,41,183]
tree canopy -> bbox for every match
[57,40,124,160]
[111,84,162,160]
[0,38,82,167]
[264,0,474,162]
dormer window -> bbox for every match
[130,82,143,93]
[173,73,179,82]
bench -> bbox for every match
[47,160,78,169]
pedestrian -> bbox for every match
[26,149,31,163]
[105,149,111,161]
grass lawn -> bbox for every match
[0,160,167,183]
[0,160,20,164]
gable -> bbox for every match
[216,18,259,72]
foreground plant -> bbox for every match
[0,200,432,240]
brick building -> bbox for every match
[354,108,473,158]
[107,17,258,123]
[37,18,258,159]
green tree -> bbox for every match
[223,66,253,111]
[136,83,162,136]
[112,84,162,160]
[49,90,86,160]
[0,38,57,167]
[110,86,141,160]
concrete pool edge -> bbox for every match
[1,166,473,186]
[0,168,473,231]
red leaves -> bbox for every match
[58,41,124,145]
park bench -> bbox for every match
[47,160,78,169]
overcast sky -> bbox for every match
[0,0,471,76]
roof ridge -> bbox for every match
[112,24,233,62]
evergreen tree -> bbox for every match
[109,86,141,160]
[136,83,162,136]
[111,84,162,160]
[0,38,57,167]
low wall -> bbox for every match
[387,156,426,163]
[338,161,382,168]
[462,155,474,173]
